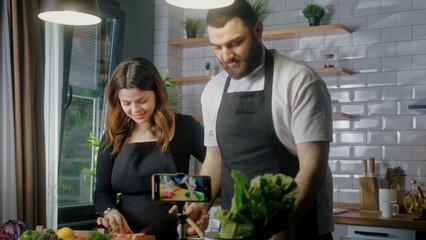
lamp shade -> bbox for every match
[38,0,101,26]
[166,0,234,9]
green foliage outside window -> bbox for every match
[158,69,182,107]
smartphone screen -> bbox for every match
[152,173,211,202]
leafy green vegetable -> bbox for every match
[88,231,112,240]
[214,170,299,239]
[33,230,57,240]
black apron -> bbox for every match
[111,142,178,240]
[216,49,319,239]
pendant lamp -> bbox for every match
[166,0,234,9]
[38,0,101,26]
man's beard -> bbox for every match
[220,38,263,79]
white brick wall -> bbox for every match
[153,0,426,203]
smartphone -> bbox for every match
[152,173,211,202]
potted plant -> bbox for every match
[183,17,201,39]
[247,0,267,21]
[204,62,212,76]
[302,3,326,26]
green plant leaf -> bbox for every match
[158,69,182,106]
[302,3,326,18]
[183,17,201,31]
[82,131,100,180]
[214,170,298,238]
[247,0,267,20]
[204,62,211,70]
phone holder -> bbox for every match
[175,201,188,240]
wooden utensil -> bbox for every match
[386,168,393,189]
[186,217,205,237]
[390,167,405,189]
[359,158,379,212]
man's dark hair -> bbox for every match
[206,0,258,30]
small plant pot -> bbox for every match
[186,29,197,38]
[308,17,321,26]
[204,69,212,76]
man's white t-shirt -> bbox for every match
[201,49,334,235]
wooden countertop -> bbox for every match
[333,203,426,230]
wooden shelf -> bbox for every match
[316,67,352,76]
[174,75,213,82]
[169,36,210,48]
[174,67,351,83]
[193,112,352,121]
[169,24,352,48]
[332,112,353,119]
[193,115,203,121]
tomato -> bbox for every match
[111,229,147,239]
[123,230,133,235]
[126,233,145,239]
[75,236,86,240]
[65,236,76,240]
[111,229,133,238]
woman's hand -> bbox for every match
[97,209,130,233]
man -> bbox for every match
[186,0,334,239]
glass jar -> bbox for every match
[404,180,423,215]
[324,54,336,68]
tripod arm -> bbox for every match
[175,202,188,240]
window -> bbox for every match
[56,2,125,227]
[59,23,101,206]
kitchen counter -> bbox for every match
[333,203,426,230]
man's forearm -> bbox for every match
[292,141,330,225]
[200,146,222,210]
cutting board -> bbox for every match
[359,177,379,212]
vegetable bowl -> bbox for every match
[210,170,298,239]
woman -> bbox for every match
[93,57,205,240]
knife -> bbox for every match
[141,213,175,234]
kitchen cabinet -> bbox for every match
[333,224,416,240]
[333,203,426,240]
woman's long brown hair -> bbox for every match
[104,57,175,154]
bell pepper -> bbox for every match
[20,230,41,240]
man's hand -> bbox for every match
[97,209,130,233]
[169,203,209,236]
[185,203,210,235]
[269,231,289,240]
